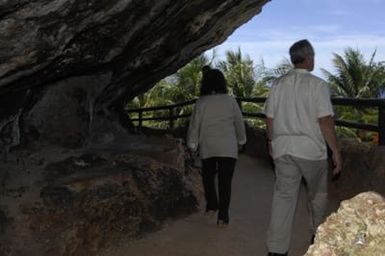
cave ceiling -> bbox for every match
[0,0,270,147]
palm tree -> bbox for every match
[321,48,385,142]
[128,54,211,128]
[372,61,385,98]
[172,54,211,102]
[134,54,210,106]
[321,48,385,98]
[217,48,256,98]
[255,58,292,87]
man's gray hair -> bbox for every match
[289,39,314,64]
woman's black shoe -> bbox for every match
[216,219,228,228]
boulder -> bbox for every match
[306,191,385,256]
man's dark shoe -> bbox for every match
[311,234,315,244]
[268,252,288,256]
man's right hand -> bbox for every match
[267,141,273,157]
[332,150,342,176]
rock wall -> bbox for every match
[244,124,272,163]
[329,141,385,207]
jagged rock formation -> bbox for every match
[0,0,270,150]
[305,191,385,256]
[0,135,202,256]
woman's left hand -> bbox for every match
[238,144,245,153]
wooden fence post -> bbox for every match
[169,107,174,129]
[138,110,143,129]
[379,102,385,146]
[236,98,243,112]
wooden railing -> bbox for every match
[126,99,196,129]
[126,97,385,145]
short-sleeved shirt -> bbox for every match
[264,68,334,160]
[187,94,247,159]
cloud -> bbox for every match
[208,0,385,78]
[307,25,343,33]
[317,34,385,49]
[207,32,385,78]
[366,0,383,4]
[324,0,384,16]
[229,23,345,43]
[328,10,350,16]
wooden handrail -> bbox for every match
[126,99,197,113]
[331,98,385,107]
[126,97,385,145]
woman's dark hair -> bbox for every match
[200,68,228,96]
[201,65,211,75]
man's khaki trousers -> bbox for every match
[266,155,328,254]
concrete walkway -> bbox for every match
[98,154,331,256]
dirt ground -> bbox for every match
[96,154,337,256]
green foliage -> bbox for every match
[126,47,384,139]
[336,126,359,139]
[172,55,210,102]
[322,48,385,98]
[252,81,270,97]
[127,54,210,128]
[322,48,385,142]
[255,58,292,86]
[241,102,266,128]
[217,48,256,97]
[127,49,279,128]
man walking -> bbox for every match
[264,39,342,256]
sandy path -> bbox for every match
[97,154,331,256]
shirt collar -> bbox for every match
[291,68,310,74]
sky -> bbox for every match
[207,0,385,78]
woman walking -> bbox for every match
[187,67,247,227]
